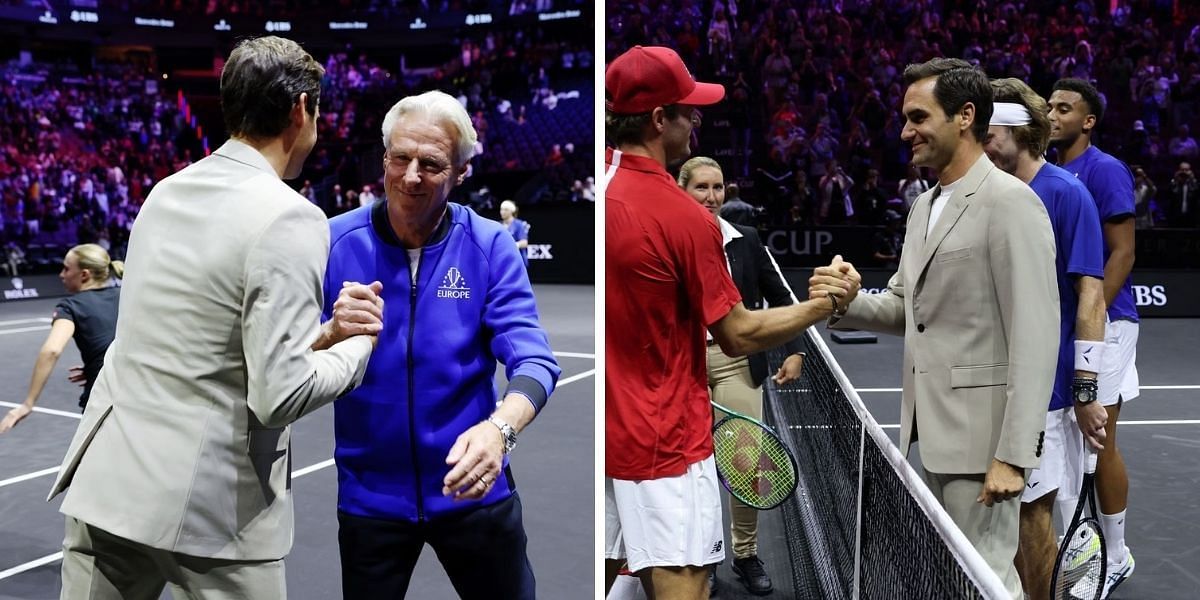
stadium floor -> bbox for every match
[0,284,594,600]
[714,318,1197,600]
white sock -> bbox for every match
[1100,510,1129,565]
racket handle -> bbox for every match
[1085,446,1098,474]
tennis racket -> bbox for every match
[710,400,798,510]
[1050,447,1106,600]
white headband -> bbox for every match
[991,102,1032,126]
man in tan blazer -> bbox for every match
[48,36,383,599]
[811,58,1060,599]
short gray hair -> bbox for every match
[381,91,478,164]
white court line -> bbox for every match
[0,457,339,581]
[0,467,60,489]
[0,365,598,581]
[0,401,82,420]
[557,369,595,386]
[856,385,1200,393]
[0,325,51,336]
[0,552,63,581]
[292,458,335,478]
[0,318,52,326]
[553,351,595,359]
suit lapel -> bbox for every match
[916,154,993,272]
[905,187,932,263]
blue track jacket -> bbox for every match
[324,201,560,522]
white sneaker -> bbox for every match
[1101,550,1134,599]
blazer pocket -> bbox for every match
[950,363,1009,388]
[934,247,972,263]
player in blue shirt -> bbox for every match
[984,78,1108,600]
[1049,77,1138,596]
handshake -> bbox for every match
[318,281,386,349]
[808,254,862,315]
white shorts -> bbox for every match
[604,456,725,573]
[1022,408,1084,504]
[1099,319,1139,407]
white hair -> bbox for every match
[381,90,478,165]
[500,199,517,213]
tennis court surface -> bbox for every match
[0,284,594,599]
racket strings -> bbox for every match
[712,417,797,509]
[1053,522,1105,600]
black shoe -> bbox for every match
[708,565,719,597]
[732,555,773,595]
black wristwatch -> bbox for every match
[1072,377,1098,404]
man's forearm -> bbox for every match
[1075,276,1106,379]
[311,320,336,351]
[492,392,537,434]
[714,298,833,357]
[1102,249,1134,307]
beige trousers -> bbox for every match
[61,517,286,600]
[922,472,1025,600]
[706,344,764,559]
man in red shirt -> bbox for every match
[604,45,848,599]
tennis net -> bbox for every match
[763,328,1009,599]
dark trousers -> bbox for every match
[338,492,535,599]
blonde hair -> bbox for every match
[677,156,723,189]
[381,91,478,164]
[69,244,124,283]
[500,199,518,215]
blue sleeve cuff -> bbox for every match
[504,375,548,412]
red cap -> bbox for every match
[605,46,725,114]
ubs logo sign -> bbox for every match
[1132,284,1167,306]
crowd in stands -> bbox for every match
[1,59,195,272]
[1,13,592,274]
[274,27,593,217]
[606,0,1199,229]
[20,0,577,20]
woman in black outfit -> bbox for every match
[1,244,122,432]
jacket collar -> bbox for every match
[371,199,453,248]
[716,215,743,247]
[916,152,994,271]
[211,139,278,176]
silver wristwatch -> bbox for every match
[486,416,518,454]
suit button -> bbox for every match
[917,324,926,332]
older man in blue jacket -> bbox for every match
[324,90,560,599]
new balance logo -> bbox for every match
[711,540,723,554]
[437,267,471,299]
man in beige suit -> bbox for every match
[49,36,382,599]
[811,58,1060,598]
